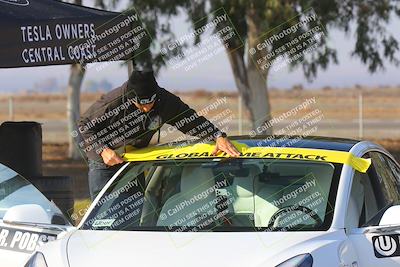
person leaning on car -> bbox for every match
[78,71,240,199]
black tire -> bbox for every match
[0,121,42,178]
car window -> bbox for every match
[0,163,67,225]
[369,152,400,205]
[381,155,400,195]
[348,152,400,228]
[347,170,377,228]
[81,159,341,232]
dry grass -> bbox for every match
[1,87,399,121]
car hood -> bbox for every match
[66,230,343,267]
[0,223,74,267]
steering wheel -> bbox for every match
[267,205,322,229]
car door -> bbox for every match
[0,162,72,267]
[347,151,400,267]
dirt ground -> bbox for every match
[2,87,400,121]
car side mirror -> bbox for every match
[379,205,400,226]
[3,204,52,225]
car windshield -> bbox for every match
[0,163,67,225]
[82,159,341,232]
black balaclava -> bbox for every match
[127,71,159,104]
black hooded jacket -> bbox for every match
[77,82,222,161]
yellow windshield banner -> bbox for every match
[122,141,371,173]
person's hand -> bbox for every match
[100,148,124,166]
[212,137,241,157]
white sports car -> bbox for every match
[0,163,73,267]
[25,136,400,267]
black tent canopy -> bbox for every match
[0,0,148,68]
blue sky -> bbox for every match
[0,2,399,92]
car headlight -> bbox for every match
[276,253,313,267]
[24,252,48,267]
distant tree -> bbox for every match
[98,0,400,134]
[66,0,86,159]
[66,0,114,159]
[183,0,400,133]
[85,79,113,92]
[98,79,113,92]
[292,84,304,92]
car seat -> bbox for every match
[265,162,335,228]
[157,166,216,228]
